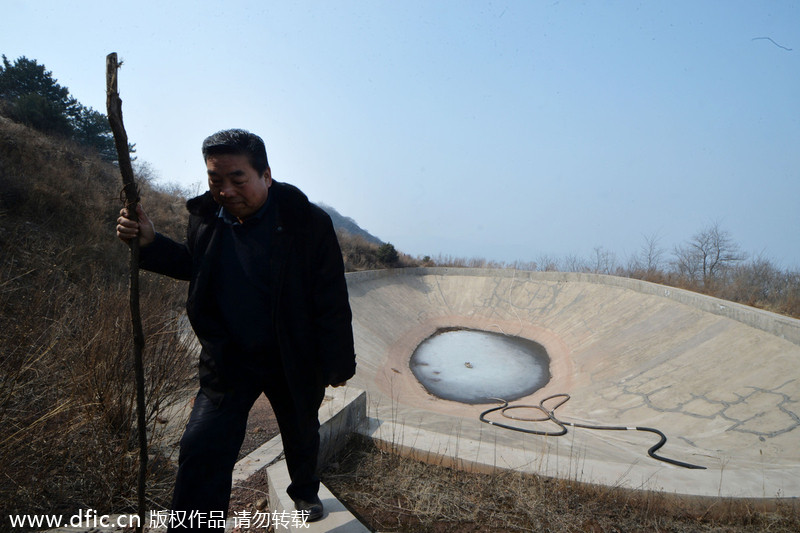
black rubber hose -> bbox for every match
[479,398,568,436]
[479,394,706,470]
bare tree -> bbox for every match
[673,222,745,286]
[535,253,560,272]
[672,243,703,283]
[589,246,617,274]
[562,253,586,273]
[510,259,538,271]
[629,232,665,274]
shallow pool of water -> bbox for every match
[410,329,550,404]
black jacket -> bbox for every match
[140,181,356,410]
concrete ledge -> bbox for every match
[233,433,285,486]
[318,386,367,467]
[267,460,369,532]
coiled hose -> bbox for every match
[479,393,706,470]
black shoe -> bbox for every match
[294,495,324,522]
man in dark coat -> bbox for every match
[116,129,356,528]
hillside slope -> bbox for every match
[0,116,194,519]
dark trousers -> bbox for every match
[168,363,325,531]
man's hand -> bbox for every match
[116,204,156,247]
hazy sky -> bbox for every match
[4,1,799,267]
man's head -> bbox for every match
[202,129,272,222]
[202,129,269,175]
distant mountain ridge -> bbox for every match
[318,203,383,246]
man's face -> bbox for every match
[206,153,271,222]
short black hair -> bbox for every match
[201,129,269,174]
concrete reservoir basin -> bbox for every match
[346,268,800,499]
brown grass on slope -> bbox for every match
[0,115,194,524]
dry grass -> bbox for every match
[0,115,195,526]
[322,435,800,533]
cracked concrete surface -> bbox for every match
[346,268,800,498]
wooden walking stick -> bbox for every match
[106,52,148,533]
